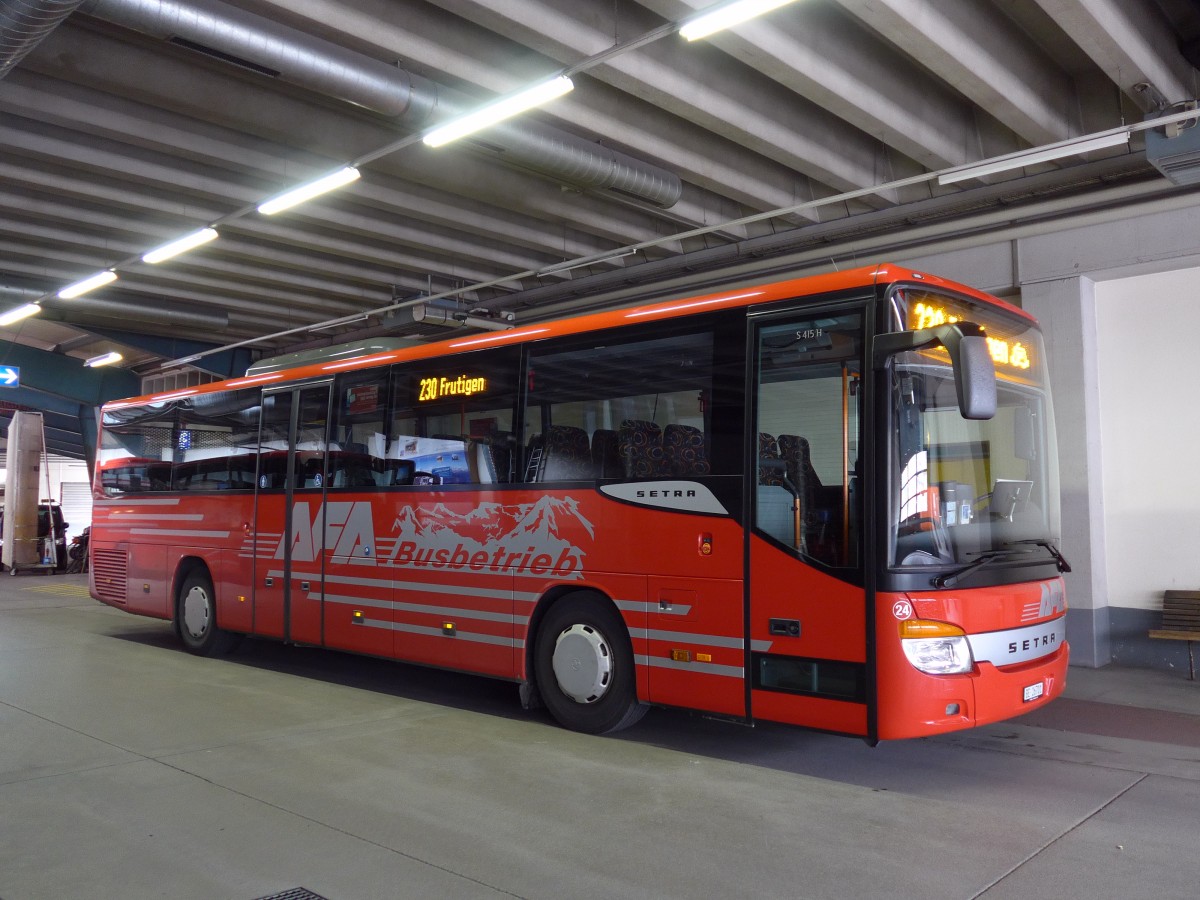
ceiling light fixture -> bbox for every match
[0,303,41,326]
[680,0,801,41]
[85,351,123,367]
[938,132,1131,185]
[142,227,219,264]
[423,76,575,148]
[257,166,361,215]
[58,270,118,299]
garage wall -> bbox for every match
[1095,269,1200,609]
[899,196,1200,669]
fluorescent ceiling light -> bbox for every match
[85,351,123,367]
[142,227,219,264]
[258,166,361,215]
[680,0,801,41]
[58,270,118,299]
[938,132,1131,185]
[423,76,574,148]
[0,303,41,326]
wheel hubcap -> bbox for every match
[182,586,210,639]
[551,623,612,704]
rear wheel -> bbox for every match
[534,593,647,734]
[176,569,239,656]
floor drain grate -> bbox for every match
[252,889,331,900]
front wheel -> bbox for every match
[533,593,647,734]
[176,569,239,656]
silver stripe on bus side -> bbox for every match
[94,498,181,507]
[108,513,204,521]
[326,616,514,648]
[129,529,233,538]
[628,627,745,650]
[634,654,743,679]
[322,592,518,625]
[388,621,514,646]
[615,599,692,616]
[318,594,392,611]
[319,570,538,603]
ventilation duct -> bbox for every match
[77,0,683,208]
[1145,105,1200,186]
[43,294,231,330]
[0,0,87,81]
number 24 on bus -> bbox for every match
[91,264,1069,742]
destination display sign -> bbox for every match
[417,374,488,402]
[905,292,1037,379]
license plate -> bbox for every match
[1023,681,1045,703]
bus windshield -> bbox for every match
[888,290,1061,572]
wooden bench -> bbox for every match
[1149,590,1200,680]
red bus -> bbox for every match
[90,264,1069,741]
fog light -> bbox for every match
[946,703,961,715]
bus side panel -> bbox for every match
[373,489,523,679]
[580,493,746,715]
[388,566,516,679]
[125,542,169,618]
[644,576,746,717]
[212,547,254,634]
[322,549,395,659]
[750,690,868,735]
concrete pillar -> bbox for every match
[1020,276,1110,667]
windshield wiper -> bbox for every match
[932,540,1071,588]
[931,550,1021,588]
[1009,539,1072,573]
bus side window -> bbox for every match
[524,326,722,483]
[755,312,863,568]
[388,349,519,486]
[331,369,392,488]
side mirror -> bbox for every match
[954,335,997,420]
[874,322,996,420]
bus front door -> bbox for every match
[252,382,331,644]
[748,307,869,736]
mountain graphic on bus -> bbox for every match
[387,496,595,578]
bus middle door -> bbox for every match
[252,382,331,645]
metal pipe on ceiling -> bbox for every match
[42,295,231,330]
[0,0,87,81]
[76,0,684,209]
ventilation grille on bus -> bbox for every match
[91,549,128,605]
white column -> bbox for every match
[1021,276,1109,667]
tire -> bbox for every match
[175,569,239,656]
[533,593,648,735]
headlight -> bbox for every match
[899,619,974,675]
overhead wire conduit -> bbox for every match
[0,0,88,80]
[75,0,683,208]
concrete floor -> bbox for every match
[2,575,1198,900]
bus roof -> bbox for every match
[106,263,1032,410]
